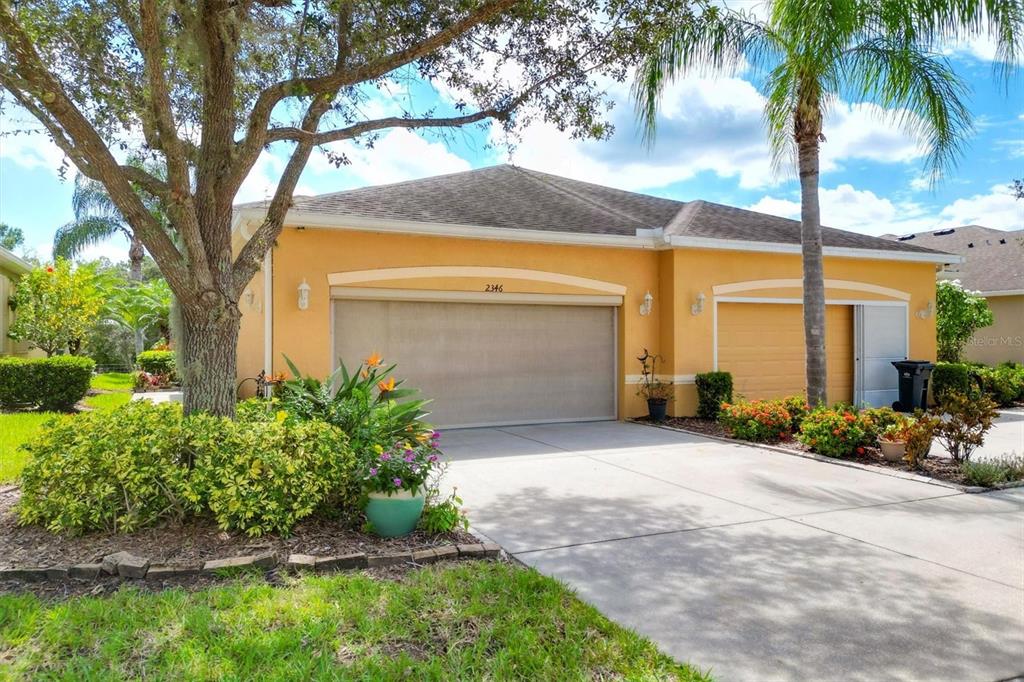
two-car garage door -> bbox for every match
[333,299,617,428]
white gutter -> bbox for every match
[0,246,32,275]
[978,289,1024,297]
[231,207,961,264]
[666,234,962,264]
[232,207,662,250]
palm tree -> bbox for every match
[54,174,148,282]
[102,278,173,355]
[634,0,1020,406]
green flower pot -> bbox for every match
[365,489,425,538]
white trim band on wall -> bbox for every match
[329,286,623,306]
[327,266,627,295]
[712,278,911,301]
[624,374,696,385]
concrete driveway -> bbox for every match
[443,421,1024,682]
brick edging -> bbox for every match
[630,419,1024,495]
[0,543,504,585]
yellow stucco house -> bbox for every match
[884,225,1022,365]
[0,246,33,357]
[234,165,957,427]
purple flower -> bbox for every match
[393,477,402,487]
[428,454,439,463]
[379,452,390,460]
[404,453,416,462]
[431,431,441,440]
[369,467,378,476]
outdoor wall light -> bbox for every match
[691,291,706,316]
[639,291,654,316]
[297,279,311,311]
[916,299,934,319]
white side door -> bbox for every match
[854,304,909,408]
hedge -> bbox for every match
[0,356,95,411]
[136,350,176,375]
[695,371,733,419]
[931,362,973,402]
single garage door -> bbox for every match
[717,302,854,403]
[333,299,617,428]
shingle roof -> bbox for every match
[881,225,1024,293]
[240,164,950,257]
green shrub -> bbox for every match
[797,407,867,458]
[17,401,359,536]
[18,401,188,534]
[718,398,792,443]
[34,356,94,411]
[780,395,811,432]
[974,366,1022,406]
[695,372,733,419]
[858,406,906,446]
[958,454,1024,487]
[183,414,356,537]
[0,358,37,409]
[0,356,94,411]
[931,362,972,403]
[932,391,999,463]
[136,350,176,376]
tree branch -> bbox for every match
[0,0,190,294]
[231,0,519,191]
[265,109,501,145]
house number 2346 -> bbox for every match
[485,283,504,293]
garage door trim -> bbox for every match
[330,286,623,307]
[713,295,908,370]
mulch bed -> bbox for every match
[638,416,993,488]
[0,486,475,596]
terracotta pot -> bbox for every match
[879,439,907,463]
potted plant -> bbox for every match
[878,421,910,462]
[362,431,443,537]
[636,349,673,422]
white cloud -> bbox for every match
[747,184,927,235]
[938,184,1023,229]
[306,128,472,188]
[0,121,65,174]
[494,76,925,192]
[748,182,1023,237]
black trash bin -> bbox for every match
[891,360,935,412]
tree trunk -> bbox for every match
[178,299,240,417]
[128,236,145,282]
[796,122,828,407]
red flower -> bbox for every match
[856,447,865,454]
[46,266,54,273]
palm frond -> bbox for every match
[866,0,1023,82]
[841,37,972,186]
[52,217,126,260]
[632,6,778,146]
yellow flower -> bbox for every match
[275,410,288,423]
[377,377,395,393]
[365,351,383,368]
[373,443,384,454]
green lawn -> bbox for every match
[0,412,55,483]
[0,563,708,680]
[88,372,135,392]
[0,373,134,483]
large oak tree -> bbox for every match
[0,0,688,415]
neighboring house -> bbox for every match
[883,225,1023,365]
[0,245,34,357]
[233,165,956,426]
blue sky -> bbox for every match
[0,35,1021,263]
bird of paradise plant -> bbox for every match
[278,353,432,457]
